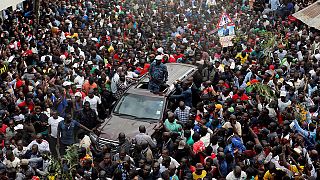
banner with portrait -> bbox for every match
[219,35,235,47]
[217,12,235,37]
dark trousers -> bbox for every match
[48,136,58,157]
[58,141,69,157]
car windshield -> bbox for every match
[114,93,163,121]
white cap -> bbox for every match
[155,55,163,60]
[315,54,320,61]
[76,85,82,89]
[14,124,24,130]
[65,19,71,24]
[286,82,294,87]
[91,38,98,42]
[157,47,164,54]
[72,63,79,68]
[62,81,72,87]
[75,92,82,97]
[262,15,268,19]
[87,61,93,65]
[280,91,287,97]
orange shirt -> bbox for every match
[82,81,98,95]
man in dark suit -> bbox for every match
[222,25,229,36]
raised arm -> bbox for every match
[248,127,261,145]
[293,120,316,140]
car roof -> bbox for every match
[134,63,197,95]
[126,88,162,98]
[165,63,198,85]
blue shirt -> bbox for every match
[293,120,316,143]
[170,87,192,107]
[58,120,80,145]
[52,96,68,117]
[219,160,228,177]
[149,62,168,82]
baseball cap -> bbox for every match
[75,92,82,97]
[155,55,163,60]
[280,91,286,97]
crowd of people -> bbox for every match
[0,0,319,179]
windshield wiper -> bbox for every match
[114,112,137,119]
[114,112,158,122]
[134,117,158,121]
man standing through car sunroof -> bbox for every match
[148,55,168,95]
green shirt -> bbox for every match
[186,136,194,146]
[90,67,97,74]
[164,119,182,134]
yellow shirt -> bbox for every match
[193,170,207,180]
[289,165,304,174]
[263,170,273,180]
[290,165,304,179]
[263,166,304,180]
[235,53,249,64]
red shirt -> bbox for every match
[113,54,119,60]
[168,55,176,63]
[18,101,35,112]
[232,93,249,101]
[173,54,184,61]
[243,48,253,53]
[138,63,150,75]
[69,90,86,99]
[222,83,230,89]
[15,79,24,89]
[0,124,8,134]
[189,165,196,172]
[22,50,33,57]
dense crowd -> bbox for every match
[0,0,319,179]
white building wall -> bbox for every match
[0,0,25,11]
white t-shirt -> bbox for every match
[3,157,20,168]
[83,95,101,113]
[111,73,120,94]
[74,75,85,86]
[222,121,242,136]
[13,146,28,158]
[278,99,291,112]
[27,140,50,153]
[40,55,52,62]
[226,171,247,180]
[274,49,287,60]
[158,156,180,168]
[48,116,64,138]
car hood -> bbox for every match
[98,115,158,141]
